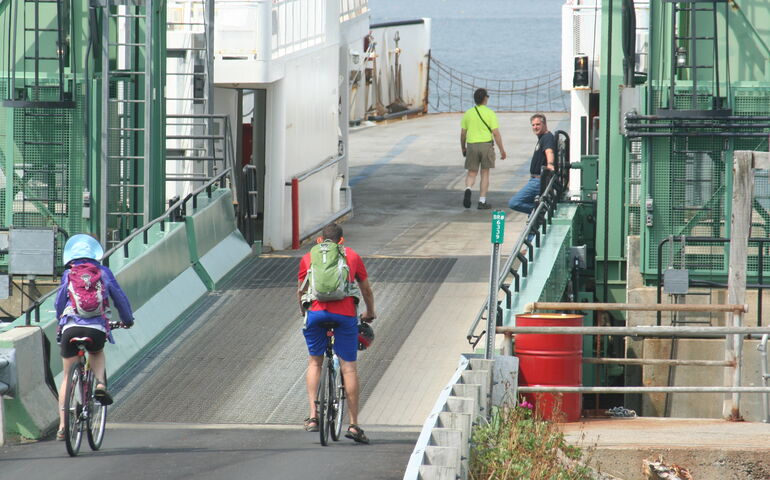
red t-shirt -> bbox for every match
[298,246,368,317]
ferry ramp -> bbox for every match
[109,112,566,428]
[0,112,567,479]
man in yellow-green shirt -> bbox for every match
[460,88,506,209]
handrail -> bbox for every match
[286,155,347,249]
[285,155,339,184]
[238,165,259,246]
[466,131,570,346]
[20,169,232,326]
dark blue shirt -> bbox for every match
[529,132,556,175]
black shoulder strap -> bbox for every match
[474,106,493,133]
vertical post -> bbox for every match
[100,3,111,245]
[291,178,299,249]
[143,0,152,225]
[723,151,752,419]
[486,211,506,359]
[258,1,272,61]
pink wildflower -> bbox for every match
[519,400,533,410]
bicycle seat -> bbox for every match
[317,321,339,329]
[69,336,93,346]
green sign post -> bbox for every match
[486,210,506,359]
[491,210,505,244]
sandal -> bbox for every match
[56,429,65,441]
[94,384,114,406]
[304,417,319,432]
[344,424,370,444]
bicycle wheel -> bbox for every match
[331,362,346,442]
[87,371,107,450]
[64,363,84,457]
[317,357,330,446]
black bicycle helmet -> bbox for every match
[358,323,375,351]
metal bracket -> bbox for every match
[570,245,588,269]
[645,198,654,227]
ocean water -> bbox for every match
[368,0,564,83]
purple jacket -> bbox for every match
[55,259,135,343]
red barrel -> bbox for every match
[515,314,582,422]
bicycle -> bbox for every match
[63,322,123,457]
[315,321,346,446]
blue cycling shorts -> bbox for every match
[303,310,358,362]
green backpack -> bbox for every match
[306,241,351,302]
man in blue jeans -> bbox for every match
[508,113,556,214]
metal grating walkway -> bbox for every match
[110,255,456,425]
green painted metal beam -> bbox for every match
[501,205,578,324]
[595,0,628,302]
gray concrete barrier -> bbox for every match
[0,188,253,444]
[404,355,495,480]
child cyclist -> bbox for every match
[54,234,134,440]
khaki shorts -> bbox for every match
[465,142,495,171]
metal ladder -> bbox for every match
[663,0,729,113]
[3,0,75,107]
[165,0,228,198]
[100,0,153,247]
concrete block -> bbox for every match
[444,396,475,416]
[492,355,520,407]
[642,338,769,421]
[438,412,472,479]
[424,445,461,471]
[461,370,491,415]
[0,326,57,443]
[418,465,457,480]
[429,427,462,449]
[451,383,481,417]
[469,358,494,372]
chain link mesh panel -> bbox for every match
[0,79,86,266]
[643,87,770,278]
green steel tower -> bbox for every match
[0,0,166,258]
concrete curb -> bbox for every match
[403,355,494,480]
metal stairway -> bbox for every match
[100,0,154,247]
[2,0,76,108]
[662,0,730,114]
[165,0,233,199]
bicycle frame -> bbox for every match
[64,324,120,456]
[317,327,346,446]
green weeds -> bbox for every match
[469,400,594,480]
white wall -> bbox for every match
[213,0,374,250]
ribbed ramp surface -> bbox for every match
[111,255,455,425]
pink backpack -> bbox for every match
[67,263,106,318]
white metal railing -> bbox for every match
[214,0,330,61]
[272,0,327,58]
[339,0,367,22]
[167,0,206,33]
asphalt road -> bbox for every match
[0,425,417,480]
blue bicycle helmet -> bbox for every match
[62,234,104,265]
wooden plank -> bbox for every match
[723,151,752,419]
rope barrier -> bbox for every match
[429,56,569,113]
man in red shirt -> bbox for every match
[297,223,376,443]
